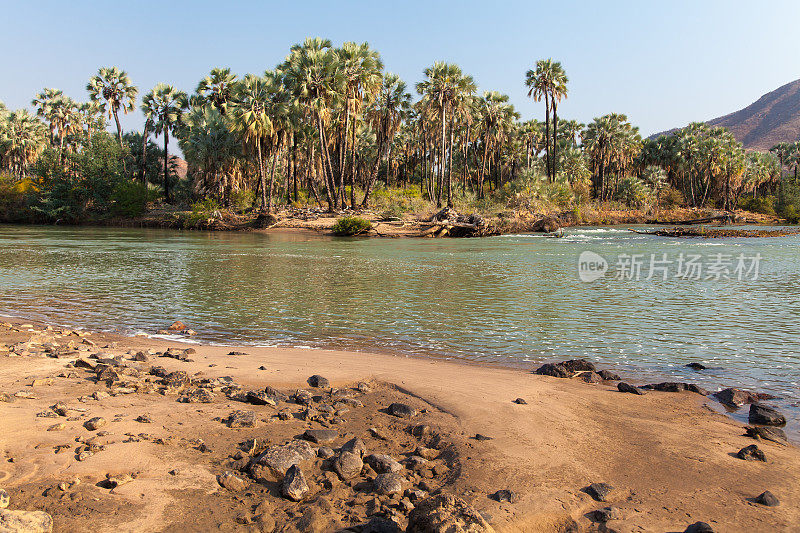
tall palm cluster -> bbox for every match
[1,40,795,217]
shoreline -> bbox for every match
[1,319,798,531]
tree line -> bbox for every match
[1,37,799,223]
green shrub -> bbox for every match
[613,175,652,208]
[739,195,776,215]
[777,181,800,223]
[109,180,150,218]
[332,216,372,236]
[660,186,686,208]
[228,189,255,212]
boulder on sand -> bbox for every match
[748,403,786,426]
[407,493,494,533]
[0,509,53,533]
[534,363,570,378]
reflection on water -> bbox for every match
[1,224,799,431]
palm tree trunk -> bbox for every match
[361,135,384,208]
[256,136,266,211]
[316,115,337,210]
[113,109,123,145]
[552,101,559,179]
[447,118,454,208]
[349,108,358,209]
[163,127,171,204]
[267,144,278,212]
[544,93,551,180]
[438,107,447,208]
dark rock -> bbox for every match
[562,359,597,373]
[491,489,516,503]
[580,371,603,384]
[162,370,190,388]
[84,417,107,431]
[317,446,335,459]
[245,390,276,406]
[686,362,707,370]
[303,429,338,444]
[513,398,527,405]
[532,216,561,233]
[264,386,288,402]
[0,488,8,509]
[251,440,316,481]
[341,437,367,457]
[642,382,686,392]
[407,493,493,532]
[745,426,788,445]
[534,363,570,378]
[585,482,614,502]
[227,410,256,428]
[333,451,363,480]
[360,516,403,533]
[227,351,249,356]
[179,387,214,403]
[388,402,417,418]
[684,521,714,533]
[307,375,330,388]
[755,490,779,507]
[749,403,786,426]
[473,434,493,441]
[617,382,644,395]
[597,370,621,381]
[737,444,766,462]
[593,506,621,522]
[293,389,314,405]
[135,414,152,423]
[365,453,403,474]
[281,465,309,501]
[373,473,404,495]
[686,384,710,396]
[714,388,775,409]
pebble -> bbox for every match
[492,489,516,503]
[736,444,766,462]
[307,375,330,388]
[513,398,527,405]
[585,482,614,502]
[388,403,416,418]
[281,465,309,501]
[333,451,363,480]
[84,417,107,431]
[684,522,714,533]
[373,473,404,495]
[594,506,621,522]
[217,471,248,491]
[618,382,644,395]
[303,429,338,444]
[755,490,779,507]
[748,403,786,426]
[0,489,8,509]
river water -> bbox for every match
[1,224,798,432]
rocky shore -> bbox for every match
[0,321,798,532]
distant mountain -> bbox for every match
[652,78,800,150]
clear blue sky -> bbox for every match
[3,0,799,138]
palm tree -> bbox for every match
[87,67,138,145]
[525,59,568,181]
[141,83,188,204]
[195,68,238,114]
[0,110,47,177]
[476,91,518,198]
[362,73,411,207]
[417,62,476,207]
[31,88,64,146]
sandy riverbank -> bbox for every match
[0,321,798,532]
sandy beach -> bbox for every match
[0,320,797,532]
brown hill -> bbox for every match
[653,78,800,150]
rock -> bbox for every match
[277,409,292,421]
[597,370,621,381]
[133,352,149,362]
[415,447,439,460]
[532,216,560,233]
[491,489,516,503]
[365,454,403,474]
[333,451,363,480]
[0,489,7,509]
[281,465,309,501]
[84,417,107,431]
[0,394,12,403]
[245,390,276,406]
[179,388,214,403]
[534,363,569,378]
[749,403,786,426]
[357,381,372,393]
[162,371,189,388]
[594,506,621,522]
[686,362,707,370]
[227,351,248,356]
[341,437,367,457]
[135,414,152,423]
[585,482,614,502]
[473,434,493,441]
[0,509,53,532]
[388,402,416,418]
[227,410,256,428]
[580,372,603,384]
[307,375,330,388]
[360,516,402,533]
[686,384,709,396]
[251,440,316,481]
[755,490,779,507]
[736,444,766,462]
[745,426,788,445]
[407,493,494,533]
[317,447,335,459]
[218,471,248,491]
[168,321,187,331]
[642,382,686,392]
[373,473,404,495]
[303,429,338,444]
[293,389,313,405]
[513,398,527,405]
[50,402,69,416]
[264,386,288,403]
[617,382,644,395]
[47,423,65,432]
[714,388,775,409]
[684,522,714,533]
[562,359,597,373]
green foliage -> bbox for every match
[229,189,255,212]
[109,180,150,218]
[0,173,36,221]
[738,195,776,216]
[613,175,652,208]
[500,169,575,210]
[660,186,686,208]
[777,181,800,223]
[332,216,372,236]
[369,186,427,214]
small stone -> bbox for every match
[50,402,69,416]
[473,434,493,441]
[245,390,276,406]
[755,490,779,507]
[534,363,570,378]
[0,489,8,509]
[227,351,249,356]
[373,473,404,495]
[745,426,788,445]
[281,465,309,501]
[684,522,714,533]
[317,447,335,459]
[307,375,330,388]
[357,382,372,393]
[580,372,603,384]
[585,482,614,502]
[47,423,65,431]
[388,403,416,418]
[618,382,644,395]
[513,398,527,405]
[365,454,403,474]
[303,429,338,444]
[334,451,363,480]
[227,410,256,428]
[415,447,438,460]
[407,494,492,532]
[749,403,786,426]
[341,437,367,457]
[135,414,152,423]
[491,489,516,503]
[251,440,316,481]
[686,362,707,370]
[736,444,766,462]
[597,370,621,381]
[217,471,248,491]
[84,417,107,431]
[277,409,292,421]
[133,352,149,362]
[168,321,187,331]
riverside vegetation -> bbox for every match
[1,39,799,231]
